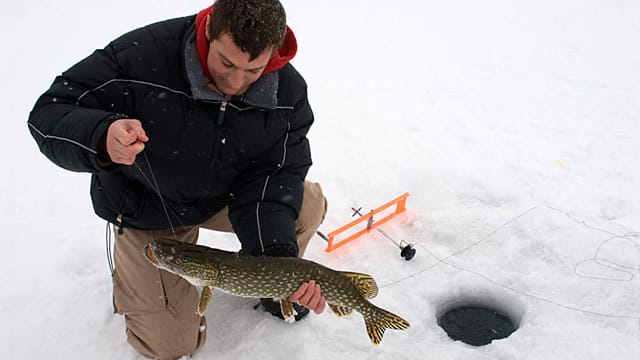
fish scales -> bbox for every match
[215,256,361,301]
[143,238,410,344]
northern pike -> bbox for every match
[143,238,410,345]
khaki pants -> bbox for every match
[112,181,327,359]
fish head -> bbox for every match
[142,238,219,286]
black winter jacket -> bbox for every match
[28,15,314,256]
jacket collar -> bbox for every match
[184,30,280,109]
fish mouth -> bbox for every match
[143,244,159,265]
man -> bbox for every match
[28,0,327,358]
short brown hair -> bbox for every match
[208,0,287,60]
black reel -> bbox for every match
[399,243,416,261]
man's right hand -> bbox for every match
[105,119,149,165]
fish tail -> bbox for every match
[364,306,410,345]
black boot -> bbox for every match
[258,298,310,321]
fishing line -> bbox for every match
[434,249,640,320]
[380,205,539,287]
[380,204,640,320]
[573,234,639,282]
[548,206,640,282]
[105,150,186,275]
[133,151,178,239]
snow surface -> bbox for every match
[2,0,640,359]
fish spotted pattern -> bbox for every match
[143,238,410,344]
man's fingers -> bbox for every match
[110,141,145,165]
[105,118,149,165]
[297,280,317,306]
[299,280,315,305]
[306,283,322,312]
[128,122,149,142]
[290,282,309,302]
[116,130,138,146]
[129,140,146,154]
[116,138,145,156]
[290,281,326,314]
[112,119,148,144]
[315,296,326,314]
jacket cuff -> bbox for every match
[261,243,299,257]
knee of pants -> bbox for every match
[298,181,328,231]
[124,304,206,359]
[296,182,328,258]
[112,244,205,359]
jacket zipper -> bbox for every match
[217,100,227,126]
[208,101,228,194]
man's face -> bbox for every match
[206,32,273,96]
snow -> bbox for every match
[2,0,640,358]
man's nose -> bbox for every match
[227,70,243,89]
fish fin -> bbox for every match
[280,297,297,323]
[340,272,379,299]
[364,306,411,345]
[197,287,214,317]
[328,304,353,317]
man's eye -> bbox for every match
[222,62,233,68]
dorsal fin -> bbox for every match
[340,272,379,299]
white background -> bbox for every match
[1,0,639,358]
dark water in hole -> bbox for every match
[438,305,518,346]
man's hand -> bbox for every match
[290,280,326,314]
[105,119,149,165]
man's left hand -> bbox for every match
[290,280,326,314]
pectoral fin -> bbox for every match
[329,304,353,317]
[280,297,298,323]
[197,287,213,317]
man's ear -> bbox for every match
[205,14,211,41]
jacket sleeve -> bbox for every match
[228,86,314,257]
[27,44,128,173]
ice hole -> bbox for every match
[436,289,525,346]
